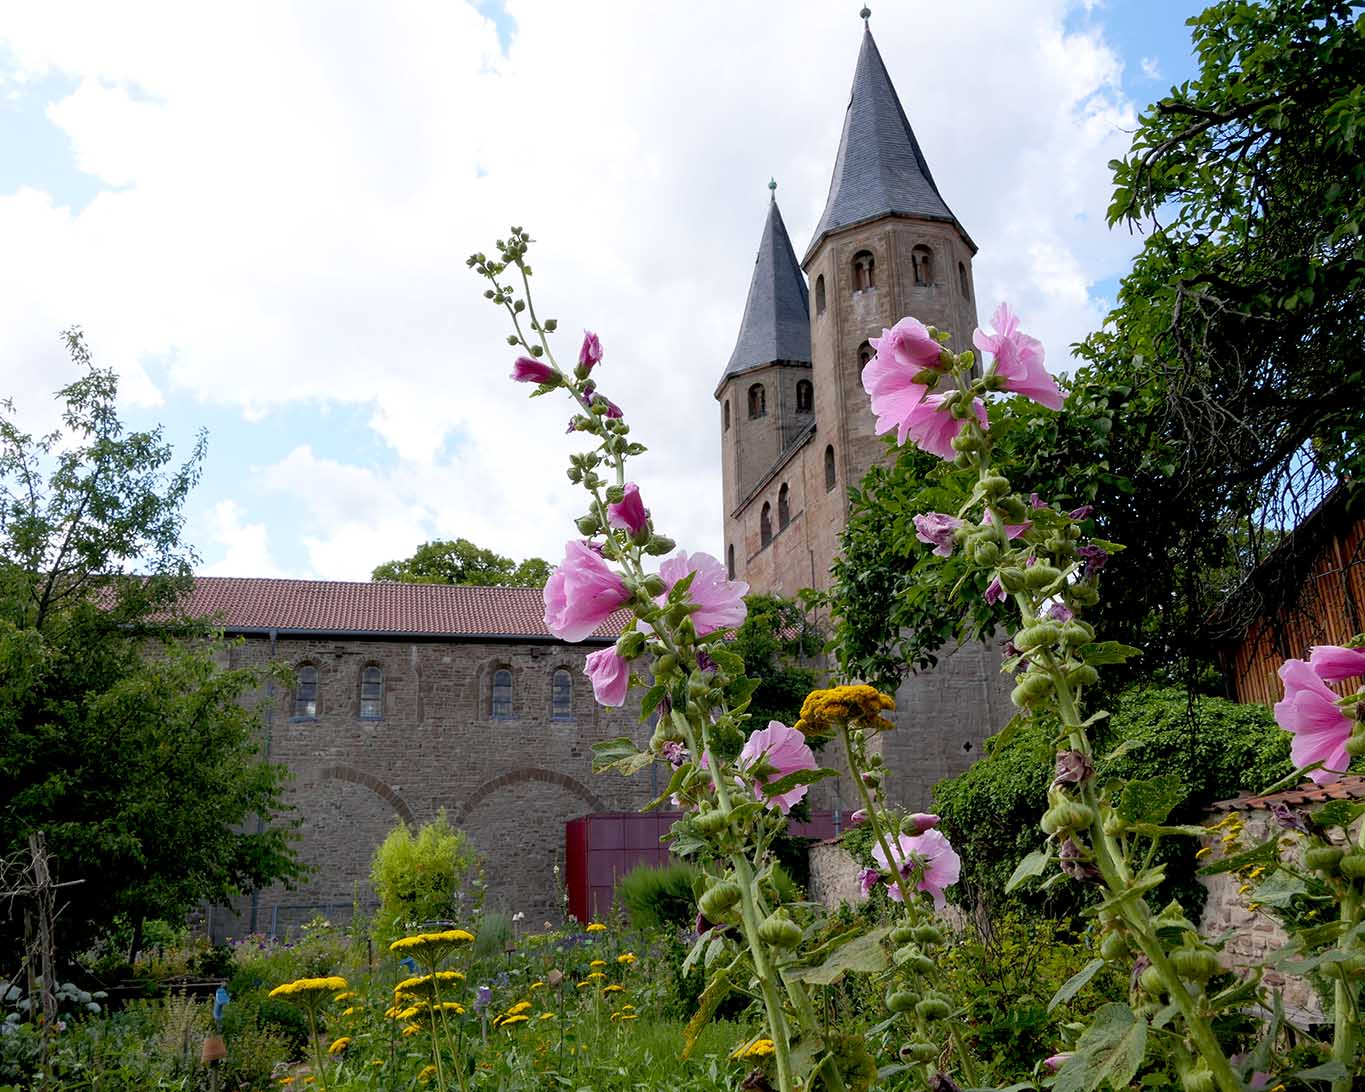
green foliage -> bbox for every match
[371,537,552,587]
[725,594,822,727]
[617,862,701,930]
[369,810,477,940]
[0,336,299,959]
[934,686,1292,916]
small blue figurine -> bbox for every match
[213,986,230,1027]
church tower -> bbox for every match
[801,17,981,591]
[717,15,981,599]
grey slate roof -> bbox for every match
[804,26,970,263]
[717,195,811,393]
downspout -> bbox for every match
[248,628,278,935]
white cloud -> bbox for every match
[198,499,287,578]
[0,0,1146,579]
[1141,56,1162,79]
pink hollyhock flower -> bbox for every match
[902,394,988,460]
[738,720,819,815]
[579,331,603,372]
[983,508,1032,539]
[607,483,649,536]
[849,808,868,825]
[870,316,944,372]
[511,356,558,384]
[1043,1053,1072,1074]
[543,540,631,643]
[872,829,962,909]
[583,646,629,707]
[985,575,1006,605]
[1308,644,1365,683]
[857,867,880,898]
[1274,658,1353,784]
[913,512,964,557]
[973,302,1063,410]
[658,550,749,635]
[903,813,940,835]
[592,393,623,419]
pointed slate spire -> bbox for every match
[805,24,968,262]
[717,188,811,393]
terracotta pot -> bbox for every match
[200,1033,227,1064]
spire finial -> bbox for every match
[768,177,777,199]
[860,5,871,24]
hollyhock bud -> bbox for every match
[607,483,649,536]
[913,512,965,557]
[1043,1053,1072,1074]
[902,813,940,835]
[985,575,1006,605]
[592,394,623,419]
[1068,505,1093,520]
[1058,838,1103,883]
[511,356,558,384]
[583,646,630,707]
[1052,750,1094,787]
[1047,602,1075,623]
[849,808,868,825]
[578,331,603,373]
[1077,544,1108,575]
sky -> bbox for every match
[0,0,1210,582]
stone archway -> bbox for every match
[452,767,605,826]
[318,764,416,827]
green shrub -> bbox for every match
[473,910,512,960]
[934,684,1292,916]
[618,863,700,930]
[369,809,477,941]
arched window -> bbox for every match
[760,502,773,548]
[727,544,735,579]
[293,664,318,719]
[722,400,731,432]
[778,483,791,529]
[747,383,766,419]
[852,250,875,291]
[551,669,573,720]
[825,445,837,492]
[814,274,826,316]
[958,260,970,298]
[857,341,874,368]
[491,668,513,719]
[359,665,383,719]
[912,245,934,287]
[795,379,813,414]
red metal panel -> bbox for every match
[565,817,588,924]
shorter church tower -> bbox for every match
[715,183,815,595]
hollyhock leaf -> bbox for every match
[1006,849,1051,892]
[1080,641,1142,666]
[1116,775,1183,824]
[707,647,745,675]
[788,926,893,985]
[1308,800,1365,832]
[1052,1002,1146,1092]
[591,737,651,776]
[638,684,667,721]
[761,766,838,798]
[1048,958,1106,1013]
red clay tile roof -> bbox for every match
[1210,775,1365,812]
[181,576,630,642]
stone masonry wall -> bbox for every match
[212,633,652,938]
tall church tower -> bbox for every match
[717,17,980,598]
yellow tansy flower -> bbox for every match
[268,975,349,999]
[587,971,606,981]
[334,991,357,1002]
[586,922,607,933]
[504,1000,532,1016]
[589,959,607,968]
[539,1011,556,1020]
[418,1064,438,1082]
[500,1014,530,1026]
[732,1038,776,1059]
[603,984,625,994]
[794,685,895,737]
[327,1037,351,1055]
[529,980,545,990]
[617,952,637,964]
[402,1024,422,1037]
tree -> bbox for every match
[830,0,1364,693]
[0,332,300,959]
[371,538,552,587]
[727,594,823,727]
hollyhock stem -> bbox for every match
[1330,819,1364,1092]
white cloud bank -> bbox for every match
[0,0,1142,579]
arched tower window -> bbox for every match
[958,260,970,297]
[727,544,735,579]
[747,383,766,419]
[359,665,383,720]
[778,483,791,529]
[795,379,813,414]
[723,399,731,432]
[857,341,874,369]
[912,245,934,287]
[491,668,513,719]
[814,274,827,316]
[551,669,573,721]
[760,502,773,548]
[824,445,837,492]
[852,250,875,292]
[293,664,319,719]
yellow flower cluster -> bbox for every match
[731,1038,776,1059]
[602,984,624,995]
[394,970,464,999]
[585,921,607,932]
[617,952,637,964]
[268,976,349,1000]
[589,959,607,968]
[327,1037,351,1055]
[389,928,475,954]
[498,1014,530,1026]
[794,685,896,738]
[334,991,357,1002]
[418,1064,438,1082]
[610,1009,638,1022]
